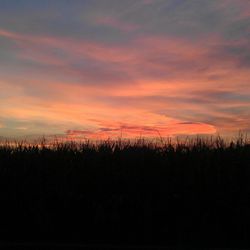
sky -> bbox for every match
[0,0,250,140]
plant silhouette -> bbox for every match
[0,136,250,247]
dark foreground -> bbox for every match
[0,242,247,250]
[0,137,250,248]
[0,241,190,249]
[1,242,244,250]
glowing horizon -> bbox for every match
[0,0,250,140]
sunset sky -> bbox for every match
[0,0,250,140]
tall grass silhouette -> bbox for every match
[0,135,250,247]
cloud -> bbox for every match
[1,26,249,105]
[0,0,250,138]
[1,27,249,87]
[95,16,139,32]
[65,119,216,140]
[177,122,199,125]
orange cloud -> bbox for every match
[0,28,249,139]
[65,121,216,140]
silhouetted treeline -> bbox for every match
[0,136,250,248]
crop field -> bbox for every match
[0,136,250,248]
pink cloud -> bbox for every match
[1,27,249,84]
[64,121,216,140]
[0,28,249,138]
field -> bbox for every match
[0,136,250,248]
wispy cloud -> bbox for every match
[65,121,216,140]
[0,0,249,139]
